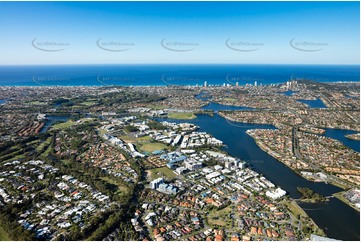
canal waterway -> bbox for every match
[157,102,359,240]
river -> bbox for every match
[158,103,360,240]
[201,102,254,111]
[323,128,359,153]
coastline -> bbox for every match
[217,113,328,236]
[0,83,359,88]
[333,191,360,212]
[345,133,360,141]
[247,132,352,190]
[281,200,326,237]
[256,146,329,236]
[217,113,360,205]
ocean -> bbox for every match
[0,64,359,86]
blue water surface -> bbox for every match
[0,64,359,86]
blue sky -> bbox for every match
[0,1,359,65]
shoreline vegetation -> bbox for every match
[333,191,360,212]
[345,133,360,141]
[218,111,360,133]
[218,114,358,188]
[281,200,326,237]
[0,81,359,240]
[250,137,350,190]
[214,113,328,235]
[217,113,358,215]
[296,187,327,203]
[167,112,197,120]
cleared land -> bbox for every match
[137,136,152,142]
[167,112,196,120]
[223,98,237,102]
[28,101,47,105]
[207,205,233,228]
[51,120,76,130]
[140,142,168,153]
[120,135,152,144]
[149,167,176,180]
[119,135,136,143]
[79,101,97,106]
[100,177,130,197]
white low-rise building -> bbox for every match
[266,188,287,199]
[184,159,202,171]
[206,171,221,180]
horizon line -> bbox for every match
[0,63,360,66]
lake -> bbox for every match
[40,116,70,133]
[297,99,327,108]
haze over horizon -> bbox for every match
[0,1,359,65]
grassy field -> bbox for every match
[27,140,40,146]
[207,205,233,228]
[223,98,237,102]
[41,144,53,157]
[79,101,97,106]
[282,200,307,218]
[51,120,76,130]
[119,135,136,143]
[140,142,168,153]
[36,137,53,158]
[120,135,153,144]
[137,136,152,141]
[149,167,176,180]
[99,129,107,136]
[327,180,350,190]
[167,112,196,120]
[100,177,130,196]
[208,218,227,227]
[2,154,25,163]
[36,137,52,152]
[79,101,97,107]
[28,101,47,105]
[0,226,10,241]
[1,149,23,160]
[71,105,84,109]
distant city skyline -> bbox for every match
[0,1,359,65]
